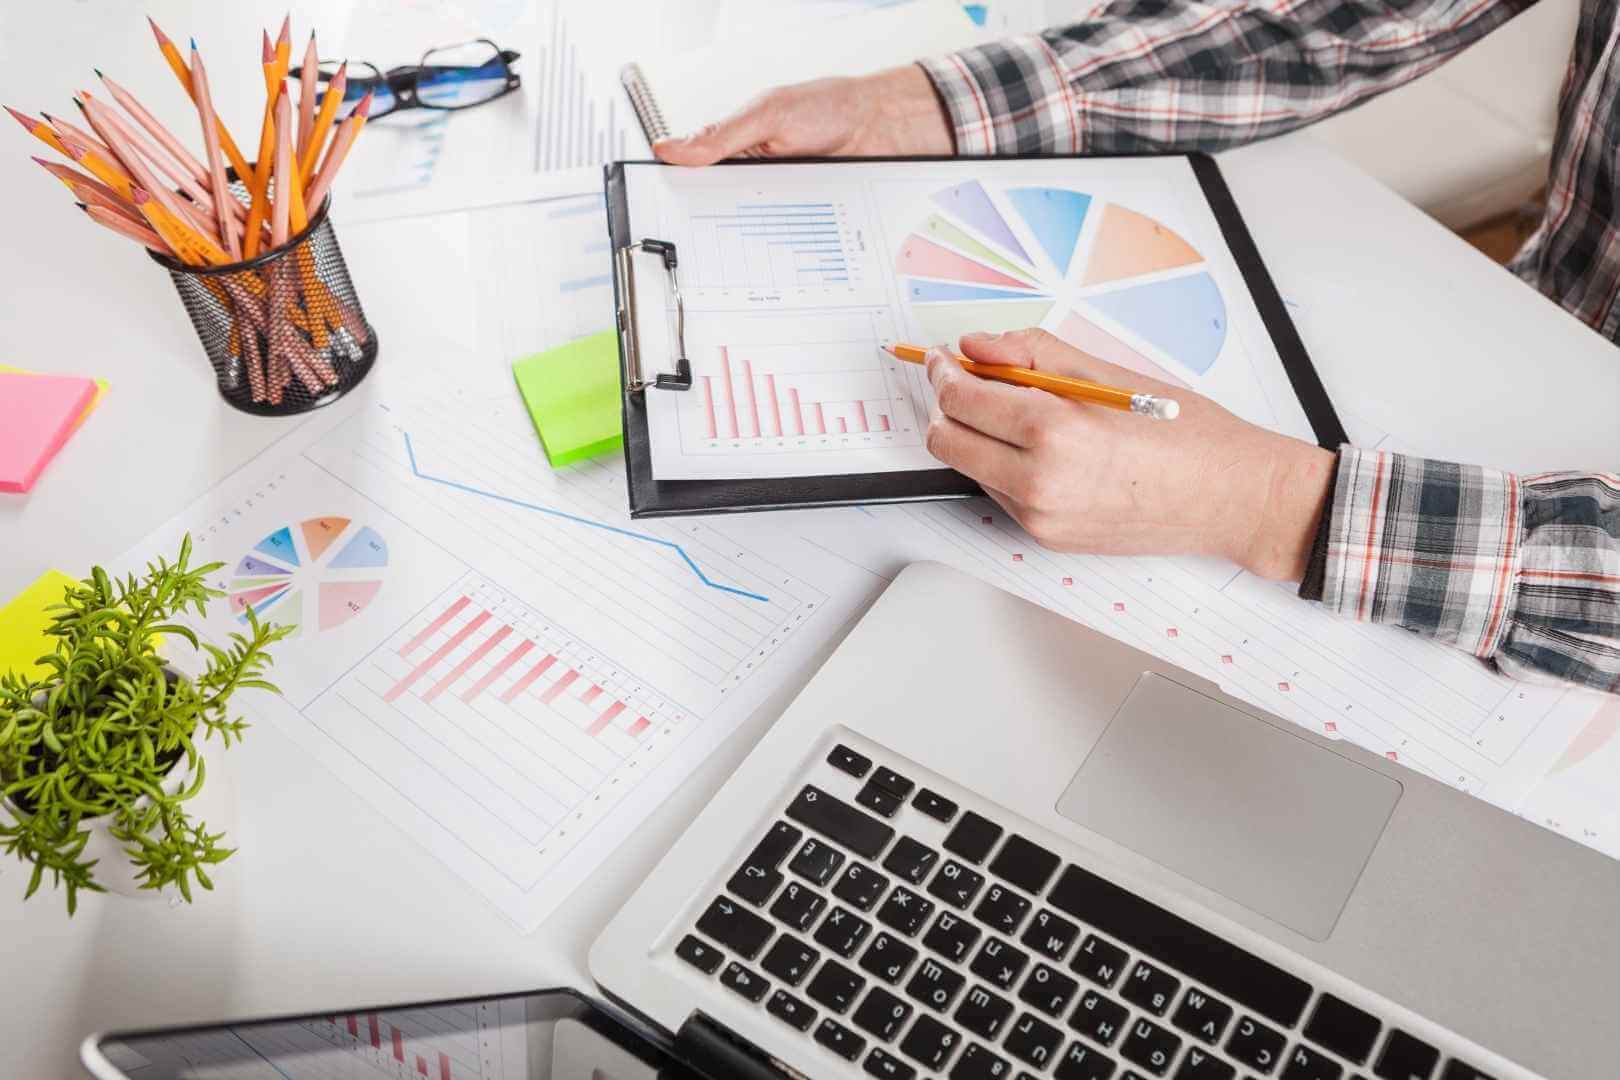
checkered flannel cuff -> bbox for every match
[918,35,1081,156]
[1318,448,1521,659]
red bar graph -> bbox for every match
[699,346,903,442]
[441,1052,452,1080]
[347,1016,358,1037]
[629,715,650,737]
[424,624,512,702]
[463,639,535,703]
[392,1027,405,1063]
[878,413,891,431]
[399,596,470,656]
[854,401,869,432]
[501,653,557,703]
[719,347,740,438]
[588,700,626,736]
[741,357,761,437]
[764,374,782,436]
[702,377,718,439]
[385,610,492,703]
[368,1014,381,1050]
[836,417,847,433]
[540,668,580,704]
[788,388,804,436]
[580,683,603,706]
[812,403,826,435]
[417,1055,429,1076]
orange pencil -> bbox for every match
[42,112,127,177]
[296,31,318,155]
[82,202,171,254]
[299,62,345,180]
[132,186,228,265]
[242,32,279,258]
[72,180,143,227]
[885,343,1181,420]
[304,90,371,212]
[31,157,138,220]
[188,40,242,259]
[56,132,137,202]
[275,16,291,74]
[146,16,254,192]
[75,107,195,236]
[79,97,226,229]
[6,105,72,158]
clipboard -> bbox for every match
[606,155,1347,519]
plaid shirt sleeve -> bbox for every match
[1306,448,1620,692]
[918,0,1531,155]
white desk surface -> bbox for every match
[3,5,1617,1078]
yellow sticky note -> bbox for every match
[0,570,75,683]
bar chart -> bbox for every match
[678,198,871,291]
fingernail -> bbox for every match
[924,346,955,379]
[961,331,1002,343]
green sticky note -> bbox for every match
[512,330,624,467]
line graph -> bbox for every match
[401,430,768,602]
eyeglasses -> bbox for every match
[290,39,522,121]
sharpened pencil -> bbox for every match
[188,40,242,259]
[886,343,1181,420]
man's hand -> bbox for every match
[924,330,1337,581]
[652,65,953,165]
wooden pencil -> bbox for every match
[6,105,73,158]
[146,16,254,197]
[80,97,225,230]
[77,105,197,237]
[299,62,345,180]
[304,89,371,212]
[55,132,137,201]
[296,31,318,156]
[242,32,279,259]
[68,177,145,227]
[95,72,210,188]
[131,186,228,265]
[886,343,1181,419]
[271,90,293,248]
[42,112,127,178]
[82,202,170,254]
[188,40,242,259]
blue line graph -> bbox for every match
[401,432,770,603]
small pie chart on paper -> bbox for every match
[228,517,388,636]
[896,181,1228,386]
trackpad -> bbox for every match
[1056,673,1401,941]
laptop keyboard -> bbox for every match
[672,741,1500,1080]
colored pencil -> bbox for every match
[42,112,126,178]
[304,90,371,212]
[147,16,254,194]
[68,178,145,228]
[188,40,242,259]
[271,90,292,248]
[886,343,1181,420]
[296,31,318,156]
[77,104,198,238]
[95,72,210,188]
[6,105,72,158]
[242,32,279,259]
[132,186,228,265]
[299,62,345,181]
[55,132,136,202]
[82,202,170,254]
[79,97,225,230]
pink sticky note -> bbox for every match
[0,372,97,493]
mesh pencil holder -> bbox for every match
[152,192,377,416]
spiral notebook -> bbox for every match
[619,0,987,145]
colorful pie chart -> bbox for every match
[896,181,1227,386]
[228,517,387,636]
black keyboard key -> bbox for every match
[1050,865,1312,1028]
[854,986,913,1041]
[871,766,916,798]
[816,1017,866,1061]
[1122,960,1181,1016]
[1171,986,1233,1045]
[1173,1047,1236,1079]
[970,936,1030,991]
[806,958,867,1013]
[975,883,1032,935]
[860,932,919,984]
[1020,962,1080,1017]
[951,1043,1011,1080]
[883,836,941,885]
[719,961,770,1002]
[1007,1012,1065,1070]
[1302,994,1381,1065]
[674,933,724,975]
[944,811,1003,864]
[1024,908,1081,961]
[906,954,967,1012]
[814,905,873,957]
[727,864,783,907]
[929,859,987,909]
[833,862,890,912]
[766,989,817,1031]
[1072,934,1129,988]
[1121,1018,1182,1077]
[789,837,845,886]
[748,821,804,869]
[1070,989,1129,1046]
[829,743,873,779]
[770,880,827,933]
[914,787,958,822]
[787,785,895,859]
[865,1047,918,1080]
[1280,1044,1342,1080]
[1056,1040,1119,1080]
[877,885,935,936]
[695,896,773,959]
[901,1012,963,1071]
[989,834,1062,895]
[955,984,1015,1040]
[1438,1062,1496,1080]
[1225,1015,1286,1074]
[858,780,906,818]
[761,934,820,986]
[1373,1030,1440,1080]
[924,910,982,963]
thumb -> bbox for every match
[653,95,779,166]
[958,327,1183,399]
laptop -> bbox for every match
[84,562,1618,1080]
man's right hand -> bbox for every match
[652,64,954,166]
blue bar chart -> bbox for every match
[683,201,868,289]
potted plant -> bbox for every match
[0,536,291,914]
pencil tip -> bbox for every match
[72,97,86,112]
[189,37,197,51]
[93,67,104,78]
[5,104,36,130]
[278,14,290,42]
[74,202,87,210]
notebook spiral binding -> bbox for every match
[620,63,670,144]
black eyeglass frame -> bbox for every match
[291,38,522,119]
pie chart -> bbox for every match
[228,516,387,636]
[895,181,1227,387]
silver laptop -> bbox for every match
[85,562,1617,1080]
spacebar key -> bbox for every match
[787,785,894,859]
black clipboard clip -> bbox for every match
[614,237,691,392]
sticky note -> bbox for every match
[0,371,99,493]
[0,570,75,682]
[0,365,107,435]
[512,331,623,467]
